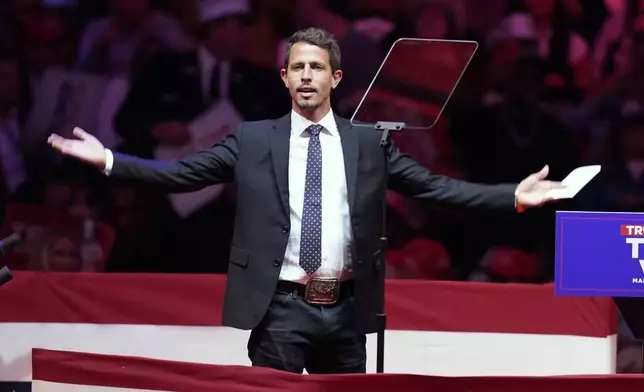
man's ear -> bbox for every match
[280,69,289,88]
[331,69,343,89]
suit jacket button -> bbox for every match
[273,259,282,267]
[282,226,289,234]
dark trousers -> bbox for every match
[247,289,366,374]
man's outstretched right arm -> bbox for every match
[48,126,240,193]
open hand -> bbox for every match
[48,127,107,170]
[515,165,565,211]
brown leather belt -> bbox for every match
[276,277,354,305]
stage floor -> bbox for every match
[31,348,644,392]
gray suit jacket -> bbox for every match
[111,113,517,333]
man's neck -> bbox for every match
[293,104,331,123]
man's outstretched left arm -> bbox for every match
[387,145,558,212]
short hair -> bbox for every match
[283,27,341,72]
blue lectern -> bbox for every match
[555,210,644,338]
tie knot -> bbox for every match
[307,124,323,136]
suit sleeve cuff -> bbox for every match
[103,149,114,176]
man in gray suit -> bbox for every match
[48,27,561,374]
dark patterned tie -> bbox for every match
[299,124,324,275]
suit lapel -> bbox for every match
[269,114,291,217]
[269,113,358,217]
[336,115,359,213]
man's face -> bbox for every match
[280,42,342,111]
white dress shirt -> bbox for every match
[279,110,353,284]
[103,109,354,283]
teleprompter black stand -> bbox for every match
[375,121,405,374]
[349,38,479,373]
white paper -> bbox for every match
[547,165,601,200]
[153,99,242,218]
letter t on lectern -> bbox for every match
[626,238,644,258]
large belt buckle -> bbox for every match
[304,277,340,305]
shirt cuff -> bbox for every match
[514,187,525,213]
[103,148,114,176]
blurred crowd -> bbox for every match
[0,0,641,276]
[0,0,642,373]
